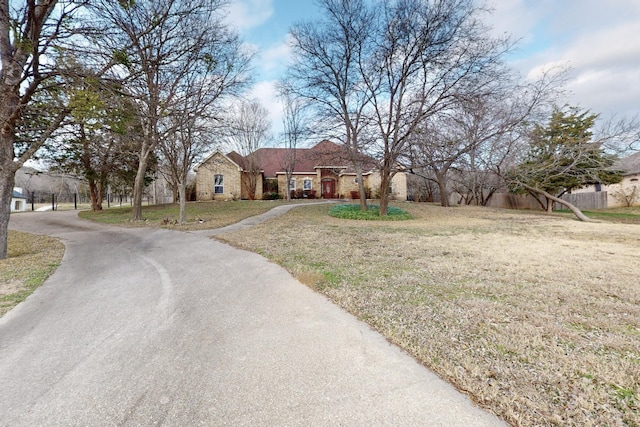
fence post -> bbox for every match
[31,192,35,211]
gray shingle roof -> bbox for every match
[614,151,640,176]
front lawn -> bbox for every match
[79,199,300,230]
[217,202,640,427]
[0,231,64,317]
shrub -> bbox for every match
[328,203,412,220]
[611,185,639,207]
[263,192,281,200]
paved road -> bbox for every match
[1,210,507,426]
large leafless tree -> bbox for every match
[0,0,89,259]
[277,84,311,201]
[288,0,524,215]
[362,0,519,214]
[224,100,271,200]
[405,69,562,207]
[288,0,374,210]
[158,34,249,222]
[89,0,249,221]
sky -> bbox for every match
[224,0,640,143]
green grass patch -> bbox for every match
[1,231,64,317]
[328,203,412,220]
[79,200,300,230]
[556,208,640,224]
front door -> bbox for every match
[322,180,335,199]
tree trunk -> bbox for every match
[437,174,450,207]
[353,163,367,211]
[178,180,187,224]
[285,171,292,201]
[0,59,22,259]
[88,180,103,211]
[132,154,149,221]
[0,166,16,259]
[379,168,391,216]
[522,183,591,222]
[172,185,178,203]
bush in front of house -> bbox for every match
[262,192,282,200]
[328,203,412,220]
[289,189,317,199]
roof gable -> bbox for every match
[195,150,242,171]
[233,140,378,178]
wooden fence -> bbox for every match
[486,193,544,210]
[486,191,608,211]
[555,192,608,210]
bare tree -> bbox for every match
[404,69,561,207]
[224,100,271,200]
[277,84,311,201]
[287,0,374,210]
[360,0,519,215]
[0,0,88,258]
[158,33,247,223]
[90,0,249,221]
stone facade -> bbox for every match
[195,152,243,201]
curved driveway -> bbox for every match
[1,210,506,426]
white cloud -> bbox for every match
[224,0,273,31]
[260,35,293,73]
[244,81,284,142]
[487,0,640,118]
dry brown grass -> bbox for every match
[217,203,640,427]
[0,231,64,317]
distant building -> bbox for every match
[572,151,640,208]
[11,187,28,212]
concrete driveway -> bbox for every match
[1,210,506,426]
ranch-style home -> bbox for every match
[571,151,640,207]
[194,140,407,201]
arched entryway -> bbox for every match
[321,179,336,199]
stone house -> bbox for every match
[195,140,407,201]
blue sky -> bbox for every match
[224,0,640,142]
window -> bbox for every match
[595,183,602,192]
[303,178,312,191]
[289,179,296,191]
[214,174,224,194]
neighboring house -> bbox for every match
[572,151,640,208]
[11,187,28,212]
[195,140,407,201]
